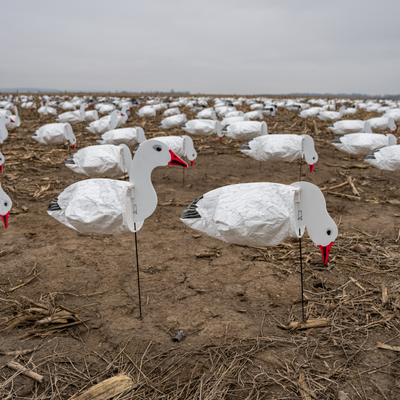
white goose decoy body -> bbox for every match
[158,114,187,130]
[181,181,337,263]
[65,144,132,177]
[241,134,318,172]
[56,103,88,123]
[181,120,223,140]
[332,133,396,156]
[48,139,188,234]
[0,183,12,228]
[328,120,372,135]
[86,110,119,135]
[317,106,346,122]
[365,145,400,171]
[222,121,267,141]
[97,127,146,147]
[0,151,4,173]
[32,123,76,149]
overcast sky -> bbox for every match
[1,0,399,95]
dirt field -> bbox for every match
[1,96,400,399]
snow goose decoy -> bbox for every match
[181,120,223,141]
[97,126,146,147]
[38,101,58,116]
[158,114,187,130]
[196,108,217,120]
[65,144,132,177]
[332,133,396,156]
[56,103,89,123]
[181,181,338,264]
[243,110,264,121]
[48,139,188,234]
[136,106,156,118]
[241,134,318,172]
[0,183,12,228]
[5,107,21,130]
[328,119,372,135]
[366,116,396,133]
[32,122,76,149]
[221,116,250,127]
[222,121,268,141]
[163,107,180,117]
[317,106,346,122]
[365,145,400,171]
[0,115,14,144]
[86,110,119,135]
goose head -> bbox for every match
[215,121,223,141]
[387,133,397,146]
[130,139,187,176]
[0,151,4,173]
[338,105,346,117]
[136,127,147,143]
[109,110,119,130]
[388,117,396,134]
[119,144,132,173]
[260,121,268,136]
[301,135,318,173]
[364,121,372,133]
[291,181,338,264]
[0,184,12,228]
[65,123,76,150]
[0,115,13,144]
[182,135,197,167]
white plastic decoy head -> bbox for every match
[0,115,11,144]
[215,121,223,141]
[291,181,338,264]
[182,135,197,167]
[301,135,318,173]
[119,144,132,173]
[388,117,396,134]
[260,121,268,136]
[0,151,4,173]
[65,123,76,150]
[136,127,147,144]
[0,184,12,228]
[387,133,397,146]
[364,121,372,133]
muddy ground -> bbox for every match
[1,97,400,399]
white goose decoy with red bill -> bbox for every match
[241,134,318,172]
[0,183,12,228]
[48,139,188,234]
[181,181,337,264]
[0,115,14,144]
[32,122,76,150]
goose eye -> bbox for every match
[327,229,332,236]
[152,145,162,152]
[4,202,7,207]
[313,157,316,160]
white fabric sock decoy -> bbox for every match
[196,108,217,120]
[181,120,223,141]
[332,133,396,156]
[65,144,132,177]
[0,183,12,228]
[317,106,346,122]
[97,126,146,147]
[32,123,76,149]
[222,121,268,141]
[366,117,396,133]
[0,115,14,144]
[243,110,264,121]
[328,120,373,135]
[158,114,187,130]
[163,107,180,117]
[181,181,337,264]
[56,103,89,123]
[365,145,400,171]
[86,110,120,135]
[48,139,188,234]
[241,134,318,172]
[84,109,99,122]
[221,116,250,127]
[137,106,156,118]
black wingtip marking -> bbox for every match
[181,195,203,219]
[65,155,75,164]
[332,137,342,144]
[47,195,61,212]
[365,150,378,160]
[241,141,251,150]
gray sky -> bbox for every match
[1,0,399,95]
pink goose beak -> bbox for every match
[10,118,15,123]
[168,150,188,168]
[309,163,316,173]
[219,136,223,142]
[1,211,9,228]
[191,160,195,168]
[72,144,76,150]
[318,242,333,264]
[0,164,3,174]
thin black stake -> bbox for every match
[134,222,142,319]
[299,236,305,322]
